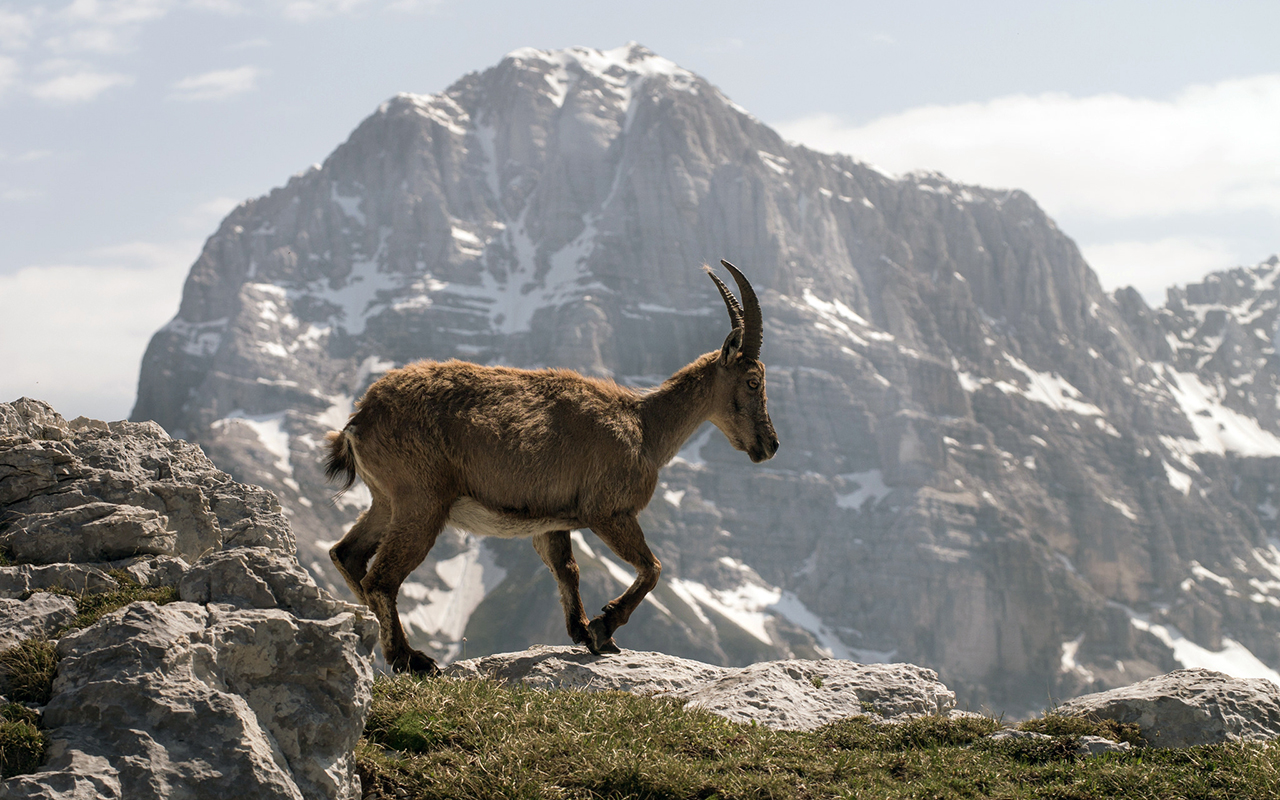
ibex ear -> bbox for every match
[720,327,744,365]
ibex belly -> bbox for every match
[446,497,580,539]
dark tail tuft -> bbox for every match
[324,429,358,494]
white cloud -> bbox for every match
[44,26,130,54]
[30,67,133,102]
[1081,237,1240,306]
[776,75,1280,220]
[0,10,34,49]
[0,239,198,422]
[59,0,172,27]
[181,196,242,229]
[282,0,371,21]
[169,65,260,101]
[0,56,18,96]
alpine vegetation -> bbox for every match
[324,261,778,673]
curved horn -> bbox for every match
[705,265,743,329]
[720,259,762,360]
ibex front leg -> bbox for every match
[361,497,449,675]
[586,515,661,655]
[531,531,591,648]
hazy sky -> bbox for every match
[2,0,1279,421]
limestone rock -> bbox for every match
[0,503,173,565]
[179,546,347,620]
[0,565,118,599]
[0,593,77,650]
[1058,668,1280,748]
[0,400,377,799]
[39,601,375,800]
[448,645,954,730]
[1075,735,1131,755]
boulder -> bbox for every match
[1058,668,1280,747]
[0,400,379,800]
[0,593,77,650]
[447,645,955,730]
[32,602,376,800]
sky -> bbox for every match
[2,0,1278,422]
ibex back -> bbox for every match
[324,260,779,673]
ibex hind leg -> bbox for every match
[362,498,449,675]
[531,531,591,647]
[329,491,391,604]
[586,516,661,656]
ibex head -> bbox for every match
[706,260,780,463]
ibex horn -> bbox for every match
[705,265,743,330]
[720,259,762,360]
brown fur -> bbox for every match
[325,267,779,673]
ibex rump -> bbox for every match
[324,260,778,674]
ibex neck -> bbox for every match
[639,352,720,466]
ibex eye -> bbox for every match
[747,379,760,389]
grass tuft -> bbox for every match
[0,714,46,779]
[1018,710,1145,747]
[0,639,59,705]
[358,674,1280,800]
[27,569,179,635]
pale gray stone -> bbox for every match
[1076,735,1131,755]
[0,748,122,799]
[39,601,376,800]
[0,503,173,565]
[108,555,188,588]
[179,546,346,619]
[0,564,118,599]
[988,729,1053,743]
[0,401,377,799]
[1058,668,1280,748]
[448,645,954,730]
[0,593,77,650]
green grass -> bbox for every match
[1017,710,1145,748]
[0,639,59,705]
[26,569,179,635]
[357,675,1280,800]
[0,703,46,779]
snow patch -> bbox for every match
[671,425,714,468]
[835,469,892,510]
[1127,609,1280,686]
[211,410,292,476]
[400,538,508,661]
[330,184,366,226]
[162,317,227,358]
[1154,363,1280,457]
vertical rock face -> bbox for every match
[0,398,377,799]
[132,42,1280,712]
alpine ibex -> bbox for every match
[324,260,778,674]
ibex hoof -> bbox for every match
[586,618,621,655]
[392,650,441,676]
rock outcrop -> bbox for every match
[0,398,377,800]
[448,644,955,730]
[1059,668,1280,748]
[128,41,1280,713]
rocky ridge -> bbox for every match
[0,398,377,800]
[130,42,1280,712]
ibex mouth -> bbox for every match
[750,433,779,462]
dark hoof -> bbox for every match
[391,650,440,676]
[587,617,621,655]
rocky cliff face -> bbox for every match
[132,42,1280,712]
[0,398,377,799]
